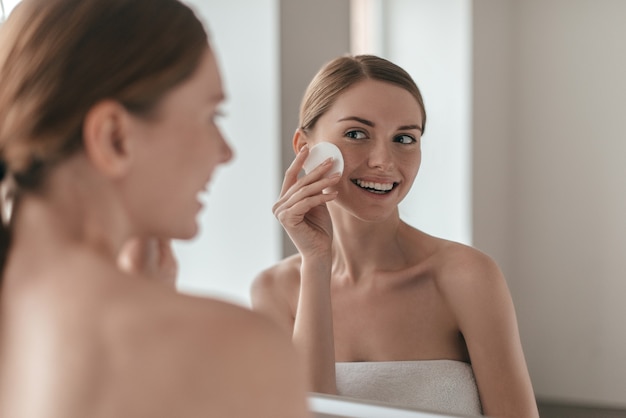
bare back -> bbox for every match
[1,248,307,418]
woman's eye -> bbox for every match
[395,134,416,144]
[345,130,367,140]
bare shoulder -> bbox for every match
[105,286,308,417]
[427,237,515,327]
[111,283,290,356]
[251,253,302,295]
[1,256,308,417]
[434,239,504,289]
[249,254,302,332]
[403,224,502,290]
[45,251,302,413]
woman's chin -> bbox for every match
[174,223,200,241]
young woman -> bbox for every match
[0,0,308,417]
[252,55,539,417]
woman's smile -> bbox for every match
[351,178,399,194]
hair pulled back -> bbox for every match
[299,55,426,135]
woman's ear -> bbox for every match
[82,100,133,179]
[292,128,309,155]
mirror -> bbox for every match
[190,0,626,415]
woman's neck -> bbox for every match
[4,160,131,283]
[328,206,413,284]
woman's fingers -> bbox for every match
[278,156,338,202]
[273,171,340,217]
[274,188,338,227]
[279,145,310,196]
[274,148,341,254]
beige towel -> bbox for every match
[335,360,482,416]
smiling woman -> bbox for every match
[251,54,539,418]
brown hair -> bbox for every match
[0,0,209,274]
[299,55,427,135]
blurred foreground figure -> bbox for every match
[0,0,308,417]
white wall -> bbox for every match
[514,0,626,406]
[473,0,626,407]
[174,0,281,306]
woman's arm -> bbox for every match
[440,247,539,418]
[252,145,340,394]
[292,255,337,393]
[252,256,337,394]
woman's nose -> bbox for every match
[367,141,393,171]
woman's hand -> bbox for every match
[117,237,178,288]
[273,145,341,257]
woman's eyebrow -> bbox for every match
[338,117,422,133]
[398,124,423,132]
[337,116,375,127]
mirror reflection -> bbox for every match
[187,1,625,416]
[250,50,536,416]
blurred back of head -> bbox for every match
[0,0,209,190]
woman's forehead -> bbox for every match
[326,79,423,123]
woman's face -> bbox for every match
[305,79,423,222]
[125,48,233,239]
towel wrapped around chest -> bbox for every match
[335,360,482,416]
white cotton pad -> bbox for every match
[302,142,344,177]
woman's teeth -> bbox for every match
[353,179,396,194]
